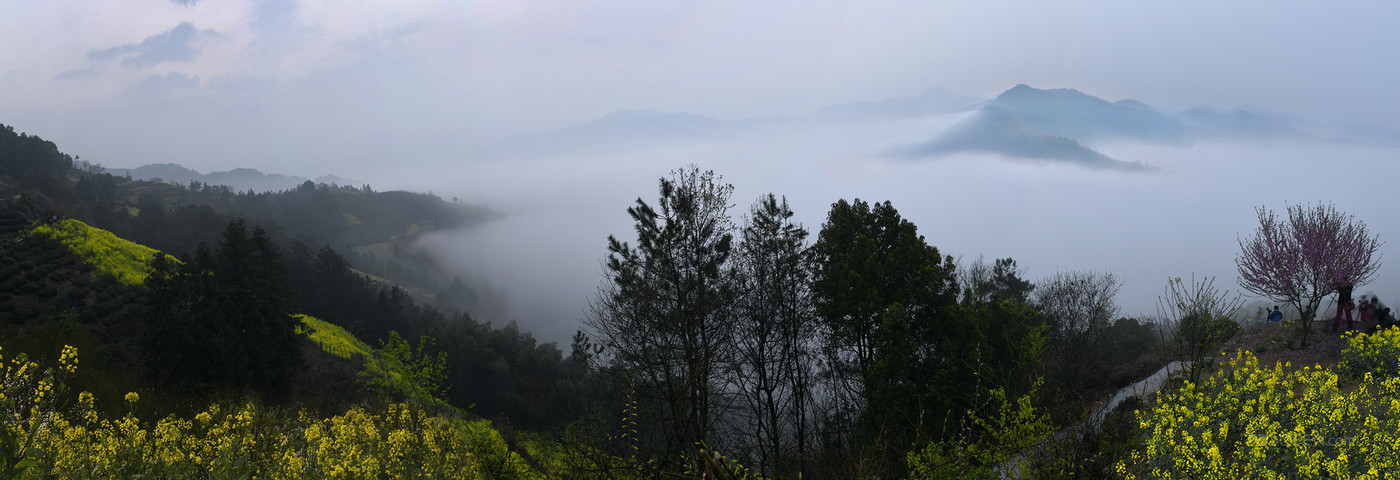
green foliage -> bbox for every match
[907,381,1051,480]
[586,166,739,465]
[29,219,162,286]
[359,331,450,406]
[143,219,303,394]
[810,198,962,463]
[1158,275,1243,384]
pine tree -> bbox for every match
[585,166,739,469]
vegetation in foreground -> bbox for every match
[1117,327,1400,478]
[0,346,538,479]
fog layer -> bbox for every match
[394,115,1400,344]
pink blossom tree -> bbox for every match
[1236,203,1382,345]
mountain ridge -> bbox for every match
[115,163,356,193]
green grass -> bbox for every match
[29,219,163,286]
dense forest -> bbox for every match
[0,124,591,428]
[3,122,1400,479]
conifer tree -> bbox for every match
[585,166,739,469]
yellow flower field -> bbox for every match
[1119,334,1400,479]
[0,345,541,479]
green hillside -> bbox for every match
[0,213,559,478]
[30,218,163,286]
[26,216,449,408]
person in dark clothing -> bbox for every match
[1380,307,1396,331]
[1360,297,1375,329]
[1333,284,1355,332]
[1333,298,1356,332]
[1268,306,1283,323]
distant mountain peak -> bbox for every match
[903,84,1191,171]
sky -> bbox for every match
[4,1,1400,343]
[4,1,1399,175]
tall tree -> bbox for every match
[143,218,303,395]
[1236,203,1382,345]
[809,198,959,473]
[730,194,815,477]
[585,166,739,469]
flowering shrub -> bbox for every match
[1340,329,1400,379]
[1118,349,1400,478]
[0,345,541,479]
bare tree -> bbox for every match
[958,255,995,302]
[1033,270,1122,408]
[1156,275,1243,383]
[1034,270,1121,340]
[1236,203,1382,345]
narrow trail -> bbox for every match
[997,360,1191,479]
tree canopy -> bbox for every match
[1236,203,1382,344]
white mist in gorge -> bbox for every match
[404,114,1400,344]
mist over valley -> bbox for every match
[378,85,1400,344]
[6,2,1400,476]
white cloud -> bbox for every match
[90,21,217,67]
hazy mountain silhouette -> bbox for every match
[902,84,1171,171]
[1211,107,1400,147]
[904,105,1152,171]
[489,109,749,158]
[486,83,1398,168]
[982,84,1189,142]
[1176,107,1305,139]
[811,87,985,121]
[119,163,355,193]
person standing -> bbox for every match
[1334,284,1355,332]
[1268,306,1283,323]
[1332,298,1356,332]
[1359,297,1375,329]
